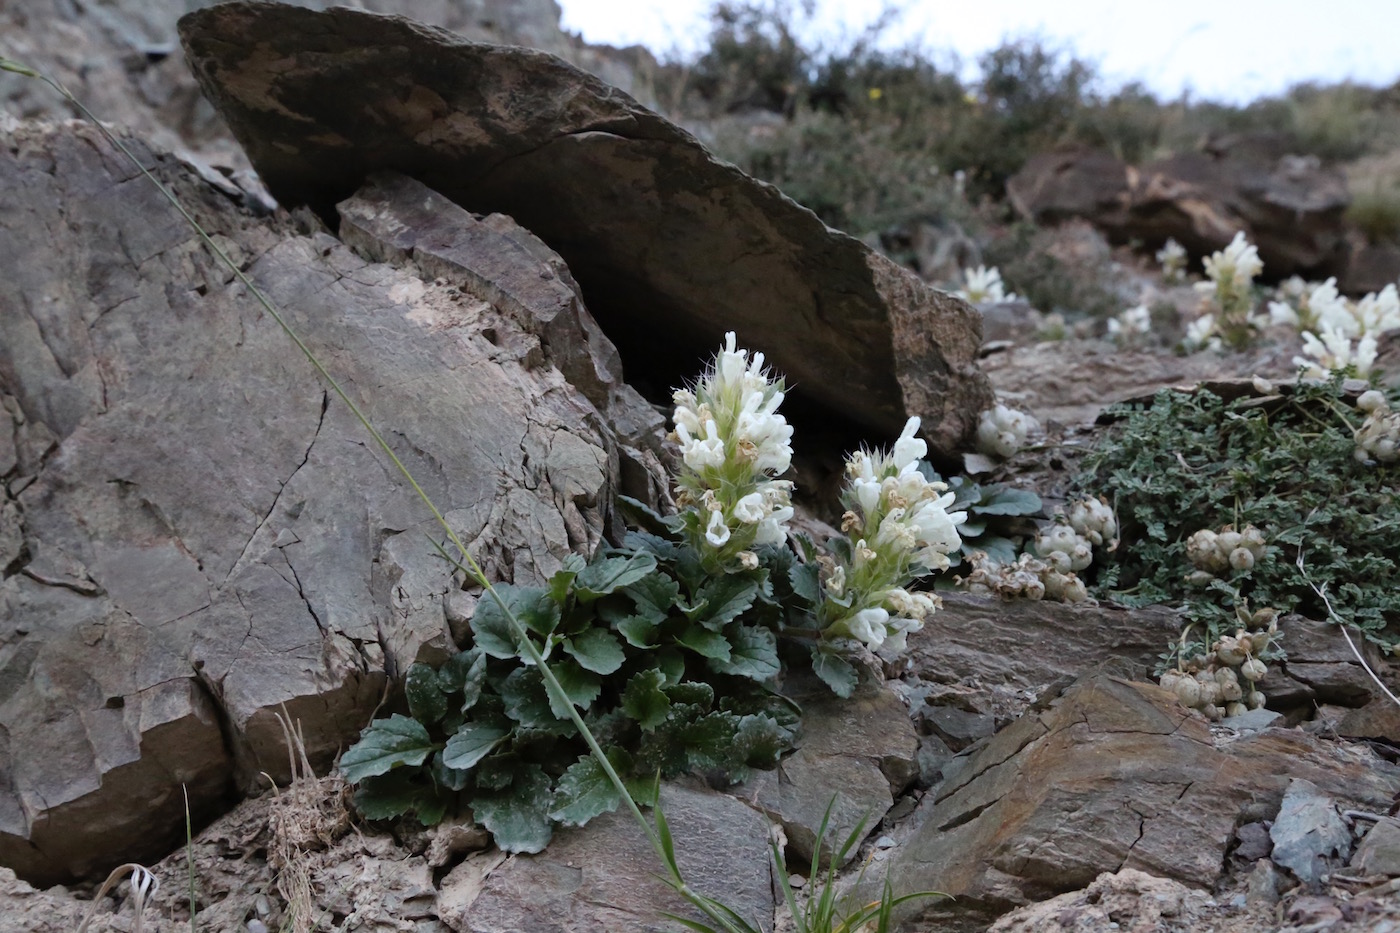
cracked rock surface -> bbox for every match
[0,117,654,885]
[881,671,1400,927]
[176,1,993,454]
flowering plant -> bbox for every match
[1186,231,1263,351]
[671,333,794,568]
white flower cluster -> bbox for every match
[671,332,795,563]
[975,403,1040,459]
[1186,232,1263,351]
[1184,524,1267,582]
[1159,608,1278,721]
[820,417,966,652]
[1269,277,1399,379]
[1107,305,1151,345]
[1355,390,1400,464]
[958,550,1089,603]
[956,265,1017,304]
[1156,238,1187,283]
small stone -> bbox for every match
[1270,779,1353,885]
[1352,819,1400,877]
[788,874,805,889]
[247,921,269,933]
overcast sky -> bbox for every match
[558,0,1400,104]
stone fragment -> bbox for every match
[1352,819,1400,877]
[443,782,773,933]
[1269,780,1353,886]
[177,1,993,453]
[735,675,919,866]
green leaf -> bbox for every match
[439,649,489,712]
[621,669,670,729]
[811,650,858,698]
[564,628,627,675]
[353,770,446,823]
[708,625,780,681]
[405,662,448,725]
[470,584,559,657]
[499,667,573,733]
[622,529,679,560]
[339,714,436,783]
[679,711,742,770]
[548,553,587,604]
[692,576,759,630]
[622,574,681,624]
[473,764,555,853]
[733,715,785,770]
[616,494,684,537]
[625,770,660,808]
[656,648,686,685]
[548,750,629,827]
[430,752,473,792]
[550,658,603,717]
[441,722,508,771]
[616,614,659,648]
[664,681,715,708]
[967,535,1017,566]
[575,552,659,601]
[788,561,821,606]
[676,624,732,660]
[972,485,1042,516]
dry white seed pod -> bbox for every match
[1358,389,1388,414]
[1217,529,1242,554]
[1229,547,1255,571]
[1215,637,1247,667]
[1240,659,1267,682]
[1186,569,1216,586]
[1186,530,1220,570]
[1247,691,1267,710]
[1197,680,1221,706]
[1204,704,1225,721]
[1068,497,1118,548]
[1225,702,1249,718]
[1174,677,1202,707]
[1220,679,1244,703]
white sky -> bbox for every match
[558,0,1400,104]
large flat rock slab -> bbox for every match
[176,1,992,452]
[881,672,1400,925]
[0,118,642,885]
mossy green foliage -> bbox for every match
[1082,376,1400,664]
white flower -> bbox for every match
[909,493,967,570]
[704,510,731,547]
[1156,239,1187,281]
[732,492,766,524]
[1355,391,1400,464]
[881,614,922,654]
[846,607,890,649]
[892,417,928,471]
[1294,327,1378,379]
[1201,232,1263,289]
[956,265,1016,304]
[677,419,727,471]
[1354,284,1400,336]
[1183,314,1220,352]
[1108,305,1151,343]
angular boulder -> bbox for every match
[1008,144,1351,281]
[0,118,649,884]
[176,1,992,453]
[881,672,1400,923]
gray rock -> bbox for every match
[734,676,919,866]
[1221,708,1282,732]
[1270,779,1353,885]
[176,1,993,454]
[879,672,1400,921]
[1352,818,1400,877]
[442,782,774,933]
[0,119,646,884]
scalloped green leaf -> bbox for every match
[469,584,558,658]
[441,722,508,771]
[972,486,1042,516]
[473,764,554,853]
[676,624,732,660]
[548,553,587,604]
[575,553,659,601]
[622,574,681,624]
[498,667,573,734]
[616,614,659,648]
[549,658,603,718]
[352,769,446,824]
[405,662,448,725]
[564,628,626,675]
[811,649,858,698]
[621,669,670,729]
[548,750,629,827]
[708,625,779,681]
[692,576,759,630]
[339,714,435,783]
[438,649,488,712]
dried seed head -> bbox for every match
[1240,658,1267,682]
